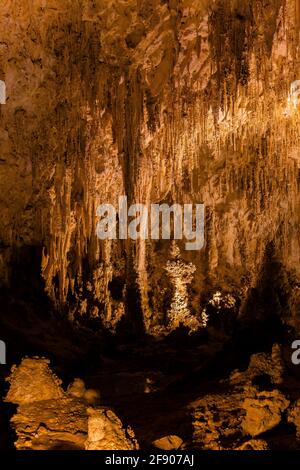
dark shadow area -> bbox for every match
[0,241,298,449]
[0,403,17,450]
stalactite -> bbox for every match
[1,0,300,335]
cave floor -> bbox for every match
[1,304,300,450]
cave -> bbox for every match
[1,0,300,455]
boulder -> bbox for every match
[85,407,139,450]
[5,357,138,450]
[5,357,64,404]
[241,390,289,437]
[11,397,88,450]
[152,435,183,450]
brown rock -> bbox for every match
[5,358,64,404]
[11,397,88,450]
[152,435,183,450]
[229,344,284,388]
[288,399,300,439]
[85,407,139,450]
[1,0,299,338]
[236,439,269,450]
[6,358,138,450]
[189,391,245,450]
[67,378,86,399]
[241,390,289,437]
[83,389,101,406]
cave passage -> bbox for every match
[0,0,300,453]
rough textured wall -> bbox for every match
[0,0,300,336]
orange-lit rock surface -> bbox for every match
[0,0,300,335]
[1,0,300,453]
[5,358,138,450]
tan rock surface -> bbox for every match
[241,390,290,437]
[0,1,300,335]
[5,358,64,404]
[85,407,139,450]
[152,435,183,450]
[5,357,138,450]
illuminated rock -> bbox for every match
[85,407,139,450]
[241,390,289,437]
[0,0,299,335]
[5,358,64,404]
[152,435,183,450]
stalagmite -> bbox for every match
[1,0,300,454]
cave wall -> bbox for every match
[0,0,300,335]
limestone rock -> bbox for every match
[5,358,64,404]
[67,378,86,399]
[287,399,300,439]
[189,354,290,450]
[85,407,139,450]
[10,397,88,450]
[1,0,300,337]
[11,399,137,451]
[67,378,101,405]
[83,389,101,406]
[229,344,284,388]
[5,357,137,450]
[241,390,289,437]
[190,387,290,448]
[236,439,269,450]
[152,435,183,450]
[190,391,245,449]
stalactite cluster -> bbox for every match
[0,0,300,336]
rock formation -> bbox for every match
[241,390,289,437]
[1,0,300,453]
[5,357,64,404]
[5,358,137,450]
[189,345,295,450]
[0,0,300,336]
[85,407,138,450]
